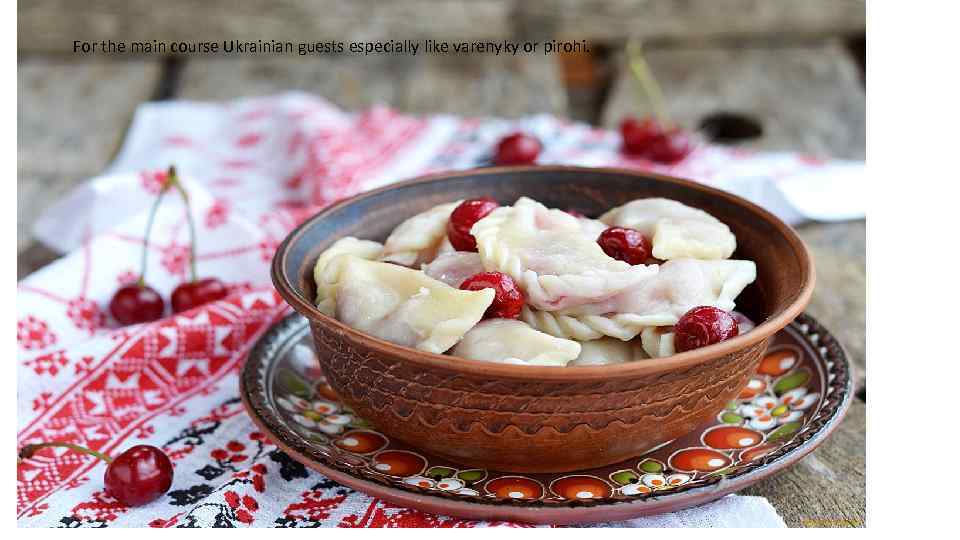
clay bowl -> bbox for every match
[271,166,814,473]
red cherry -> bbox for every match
[674,306,739,352]
[171,277,228,313]
[620,116,663,155]
[493,132,542,165]
[104,445,174,506]
[645,128,693,164]
[460,271,525,320]
[620,116,693,163]
[597,226,651,265]
[447,198,500,252]
[109,284,165,325]
[19,441,174,507]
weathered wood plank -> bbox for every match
[18,1,864,54]
[18,57,162,176]
[18,0,513,53]
[743,398,865,527]
[18,57,162,277]
[521,0,864,42]
[796,221,866,392]
[17,173,83,252]
[178,54,568,117]
[178,55,407,110]
[601,42,865,159]
[17,243,62,281]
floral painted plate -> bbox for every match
[240,313,852,525]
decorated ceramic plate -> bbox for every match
[240,313,852,525]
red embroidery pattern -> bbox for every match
[18,315,57,350]
[140,169,169,194]
[23,350,69,377]
[65,297,105,334]
[204,199,230,229]
[17,290,285,518]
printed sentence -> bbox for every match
[73,39,590,56]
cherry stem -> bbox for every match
[166,166,198,282]
[626,38,672,128]
[19,442,113,464]
[138,174,174,287]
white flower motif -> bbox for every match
[402,475,479,496]
[278,395,352,434]
[403,476,435,489]
[435,478,464,491]
[738,388,819,430]
[619,472,690,495]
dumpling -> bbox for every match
[521,305,651,341]
[524,259,755,341]
[599,198,736,260]
[451,319,581,366]
[561,259,757,319]
[421,252,485,288]
[570,338,648,366]
[576,216,609,240]
[381,200,462,266]
[335,257,494,354]
[641,327,676,358]
[435,235,457,257]
[313,237,384,315]
[472,197,658,311]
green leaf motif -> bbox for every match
[720,412,743,424]
[425,466,456,480]
[773,369,810,395]
[456,469,486,484]
[611,470,639,486]
[278,368,312,398]
[638,459,663,473]
[766,421,802,443]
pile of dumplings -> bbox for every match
[312,196,757,367]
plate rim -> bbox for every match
[240,313,853,525]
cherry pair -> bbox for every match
[619,116,692,164]
[109,166,228,326]
[618,38,693,164]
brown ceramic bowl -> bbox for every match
[271,166,814,473]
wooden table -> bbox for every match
[17,1,865,527]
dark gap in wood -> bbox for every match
[640,33,865,50]
[845,33,865,86]
[699,112,764,143]
[855,386,865,402]
[558,42,614,125]
[18,242,61,280]
[150,55,185,101]
[589,43,616,125]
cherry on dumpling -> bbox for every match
[674,306,739,352]
[597,226,652,265]
[459,271,525,320]
[447,198,499,252]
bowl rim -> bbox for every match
[271,165,815,382]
